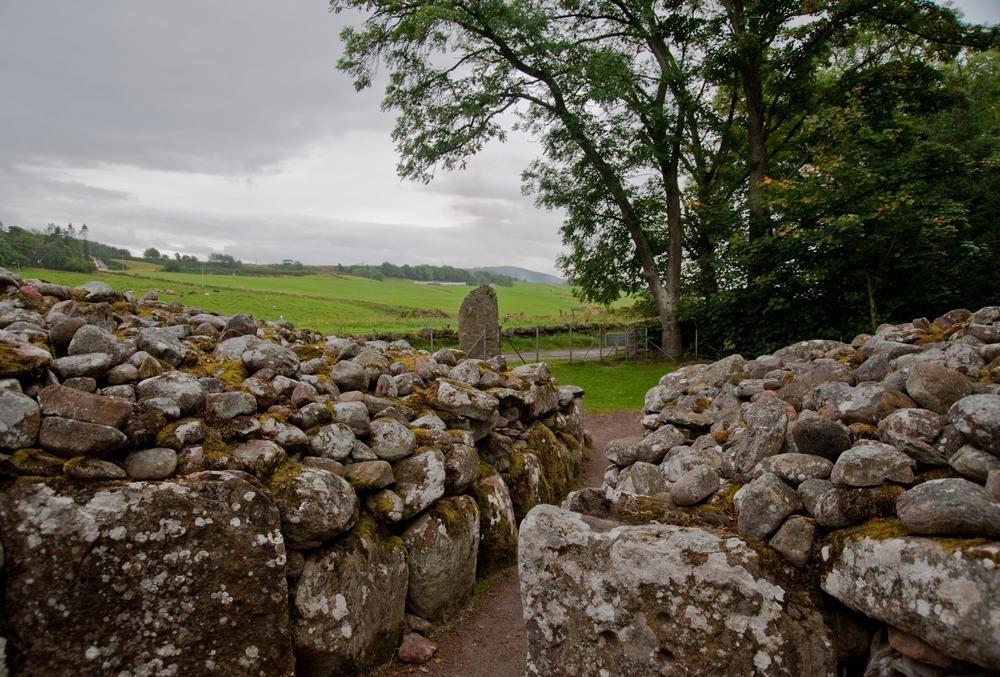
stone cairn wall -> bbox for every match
[520,306,1000,676]
[0,267,586,676]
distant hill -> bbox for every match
[471,266,567,285]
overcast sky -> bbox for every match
[1,1,996,275]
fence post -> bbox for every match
[569,320,574,364]
[535,326,540,364]
[599,326,603,361]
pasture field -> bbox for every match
[547,359,671,413]
[19,267,635,336]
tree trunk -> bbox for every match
[661,116,685,361]
[865,272,878,331]
[743,55,768,246]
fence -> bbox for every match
[409,323,673,365]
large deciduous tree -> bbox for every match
[333,0,997,358]
[333,0,703,358]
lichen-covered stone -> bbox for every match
[433,379,499,421]
[635,424,685,464]
[341,460,394,490]
[38,384,133,429]
[369,418,415,462]
[38,416,128,458]
[896,478,1000,538]
[905,362,972,415]
[393,450,446,519]
[291,518,407,676]
[734,472,802,540]
[821,532,1000,670]
[829,442,915,488]
[270,463,358,549]
[401,495,479,622]
[308,422,356,461]
[0,389,41,450]
[749,453,833,487]
[949,394,1000,456]
[136,371,205,416]
[470,472,518,575]
[876,408,948,465]
[0,475,294,675]
[519,505,835,677]
[670,466,720,506]
[723,398,789,478]
[123,447,178,480]
[458,286,500,358]
[138,327,187,366]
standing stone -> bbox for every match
[458,286,500,359]
[0,475,294,676]
[519,505,835,677]
[291,518,408,676]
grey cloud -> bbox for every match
[0,0,380,174]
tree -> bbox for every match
[143,247,162,260]
[333,0,694,358]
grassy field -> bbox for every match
[19,267,637,336]
[548,359,671,413]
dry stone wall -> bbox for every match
[520,305,1000,675]
[0,267,586,676]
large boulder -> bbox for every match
[291,518,408,676]
[519,505,835,676]
[0,474,294,675]
[401,495,479,622]
[821,531,1000,670]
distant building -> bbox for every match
[91,256,108,271]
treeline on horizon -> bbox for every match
[0,223,129,272]
[0,225,517,287]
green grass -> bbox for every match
[547,359,673,413]
[19,267,637,336]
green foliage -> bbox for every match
[684,48,1000,354]
[0,224,121,272]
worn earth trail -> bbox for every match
[380,411,643,677]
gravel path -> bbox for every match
[380,410,642,677]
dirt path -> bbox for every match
[381,411,643,677]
